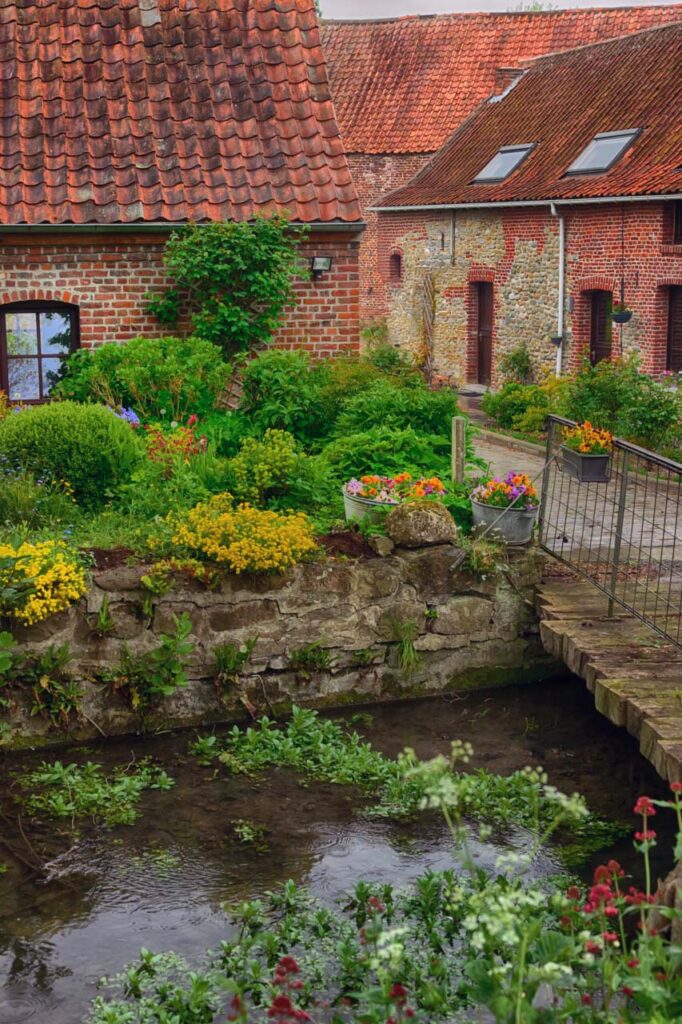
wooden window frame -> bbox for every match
[674,201,682,247]
[0,301,80,403]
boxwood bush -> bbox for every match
[0,403,143,510]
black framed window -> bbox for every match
[0,302,79,402]
[674,201,682,246]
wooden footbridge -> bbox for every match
[535,417,682,782]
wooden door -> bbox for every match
[668,287,682,372]
[476,282,493,386]
[590,290,613,365]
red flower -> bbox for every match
[634,830,657,842]
[566,885,581,900]
[607,859,624,877]
[390,984,408,1004]
[633,796,656,816]
[604,905,619,918]
[581,994,592,1006]
[622,985,635,998]
[586,940,602,954]
[627,958,640,969]
[602,931,619,943]
[671,781,682,793]
[278,956,300,975]
[368,896,385,912]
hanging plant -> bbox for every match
[611,301,633,325]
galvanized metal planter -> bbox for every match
[342,487,395,523]
[470,498,538,546]
[560,446,611,483]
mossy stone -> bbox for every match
[386,500,458,548]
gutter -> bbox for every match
[550,202,565,378]
[371,194,682,212]
[0,221,367,235]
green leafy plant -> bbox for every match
[0,402,143,510]
[20,758,174,827]
[92,596,114,637]
[287,642,332,678]
[230,818,269,850]
[239,350,330,442]
[188,734,219,765]
[144,289,181,327]
[151,218,306,354]
[0,630,15,708]
[108,613,195,715]
[53,334,231,424]
[213,637,257,703]
[389,619,421,674]
[10,643,81,729]
[497,342,534,384]
[0,469,77,531]
[333,378,459,438]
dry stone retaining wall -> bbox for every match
[3,545,555,749]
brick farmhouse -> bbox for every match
[375,22,682,387]
[0,0,363,403]
[322,5,682,327]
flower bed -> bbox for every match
[470,472,539,545]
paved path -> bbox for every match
[475,435,546,482]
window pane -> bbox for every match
[567,131,638,174]
[40,311,72,355]
[42,357,64,396]
[8,358,40,400]
[5,312,38,356]
[475,146,532,182]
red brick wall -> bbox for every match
[565,202,682,375]
[0,232,361,357]
[348,153,432,324]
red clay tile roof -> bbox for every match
[381,23,682,208]
[321,6,682,155]
[0,0,360,225]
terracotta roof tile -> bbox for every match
[0,0,360,225]
[382,23,682,207]
[322,6,682,154]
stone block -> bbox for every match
[432,595,493,636]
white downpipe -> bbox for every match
[551,202,565,377]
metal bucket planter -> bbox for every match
[342,487,395,523]
[470,498,538,546]
[560,446,611,483]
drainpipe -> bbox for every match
[550,202,565,377]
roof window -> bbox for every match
[565,129,640,176]
[473,144,535,183]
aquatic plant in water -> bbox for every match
[19,758,174,827]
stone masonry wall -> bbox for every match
[0,231,362,360]
[2,546,553,750]
[378,201,682,384]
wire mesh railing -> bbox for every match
[538,415,682,648]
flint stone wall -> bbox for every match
[4,545,556,749]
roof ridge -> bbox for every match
[322,4,682,26]
[516,15,682,68]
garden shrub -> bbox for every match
[240,350,329,442]
[0,467,77,531]
[497,342,534,384]
[0,540,88,626]
[168,495,318,573]
[482,376,570,436]
[564,357,682,451]
[333,378,459,437]
[53,335,231,423]
[0,402,142,510]
[150,217,305,353]
[321,425,460,485]
[116,449,229,522]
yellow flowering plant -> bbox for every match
[562,421,614,456]
[161,494,319,574]
[0,541,88,626]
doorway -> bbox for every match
[668,287,682,372]
[589,290,613,365]
[475,282,493,385]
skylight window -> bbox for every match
[473,144,535,183]
[566,129,640,175]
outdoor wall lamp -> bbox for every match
[310,255,333,280]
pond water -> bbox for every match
[0,675,674,1024]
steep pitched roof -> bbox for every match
[321,6,682,155]
[0,0,360,226]
[381,23,682,208]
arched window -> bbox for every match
[389,250,403,284]
[0,301,79,402]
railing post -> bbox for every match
[451,416,466,485]
[538,416,555,546]
[608,448,630,618]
